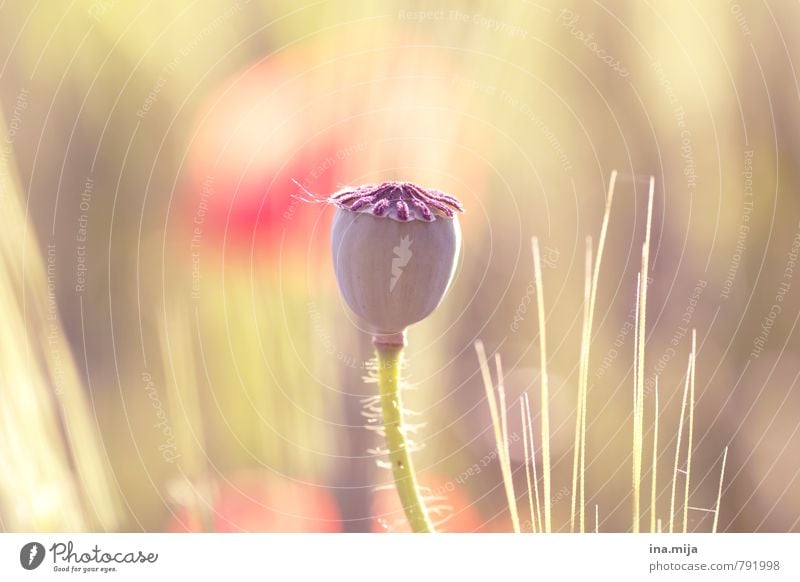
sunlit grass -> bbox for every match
[632,176,655,533]
[521,393,542,533]
[478,173,726,534]
[531,237,552,533]
[0,111,118,531]
[712,447,728,533]
[571,170,618,533]
[683,330,697,534]
[670,352,693,533]
[650,379,659,533]
[475,342,520,533]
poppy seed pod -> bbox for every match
[330,182,463,344]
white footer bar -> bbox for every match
[1,533,798,581]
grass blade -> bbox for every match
[495,354,520,533]
[633,176,655,533]
[712,446,728,533]
[531,237,551,532]
[520,395,536,532]
[650,378,659,533]
[670,353,692,533]
[523,393,543,533]
[474,341,519,532]
[570,238,592,532]
[683,330,697,533]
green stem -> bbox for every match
[375,343,433,533]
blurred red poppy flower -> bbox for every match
[181,29,487,265]
[167,471,341,533]
[183,50,347,262]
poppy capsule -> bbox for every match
[330,182,463,344]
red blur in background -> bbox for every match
[182,31,486,264]
[167,471,341,533]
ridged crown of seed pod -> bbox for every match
[330,182,463,336]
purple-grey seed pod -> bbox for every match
[330,182,463,339]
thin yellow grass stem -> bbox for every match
[520,396,536,533]
[524,393,543,533]
[580,240,592,532]
[495,354,520,533]
[531,237,552,532]
[578,239,593,533]
[633,271,644,532]
[571,239,591,532]
[571,172,618,533]
[650,378,660,533]
[683,330,697,533]
[712,447,728,533]
[632,272,641,531]
[670,354,692,533]
[581,172,617,531]
[633,176,655,533]
[474,342,519,533]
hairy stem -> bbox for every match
[375,342,433,533]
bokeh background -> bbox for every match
[1,0,798,533]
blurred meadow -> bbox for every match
[1,0,799,533]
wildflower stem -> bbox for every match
[375,342,433,533]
